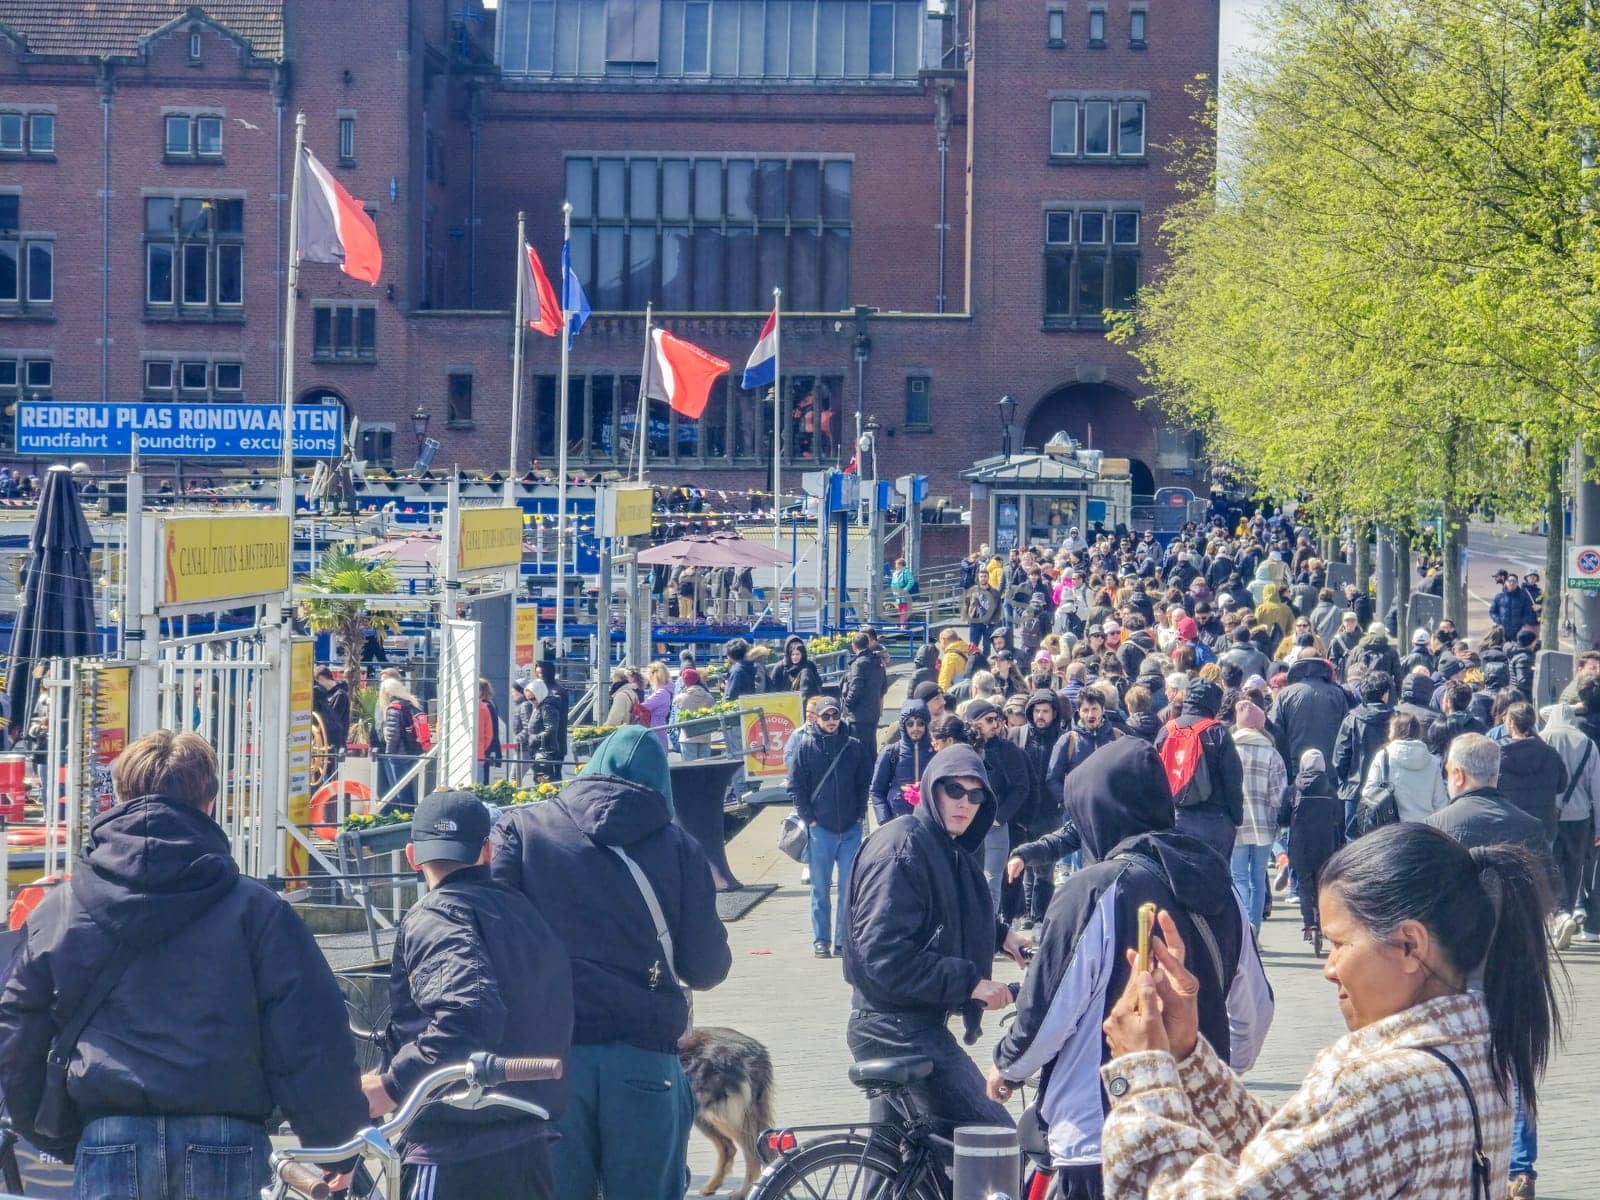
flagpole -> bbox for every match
[281,112,306,519]
[771,287,782,549]
[635,303,653,483]
[508,210,526,500]
[554,202,572,662]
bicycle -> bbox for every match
[746,1054,1052,1200]
[262,1051,562,1200]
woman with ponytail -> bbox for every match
[1096,821,1562,1197]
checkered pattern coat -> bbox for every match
[1099,992,1511,1198]
[1230,728,1286,848]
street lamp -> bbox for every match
[411,405,430,454]
[997,394,1017,457]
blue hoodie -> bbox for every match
[868,699,934,824]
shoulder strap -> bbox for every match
[48,941,141,1069]
[810,741,849,798]
[1411,1046,1490,1200]
[1112,852,1226,986]
[605,845,679,987]
[1560,739,1593,810]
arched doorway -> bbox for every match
[1023,381,1157,492]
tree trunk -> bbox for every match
[1543,445,1564,651]
[1396,528,1412,635]
[1443,506,1467,627]
[1354,522,1373,596]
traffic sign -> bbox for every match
[1568,544,1600,592]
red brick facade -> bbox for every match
[0,0,1215,519]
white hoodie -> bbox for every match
[1362,738,1448,823]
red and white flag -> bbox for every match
[518,243,562,337]
[645,328,730,420]
[296,145,382,284]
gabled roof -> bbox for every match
[0,2,283,61]
[962,451,1101,485]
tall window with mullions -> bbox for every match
[566,154,850,312]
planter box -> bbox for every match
[679,718,721,738]
[337,821,413,857]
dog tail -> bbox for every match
[748,1046,777,1161]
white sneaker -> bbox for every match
[801,866,811,885]
[1552,912,1576,951]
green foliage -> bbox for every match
[301,546,404,682]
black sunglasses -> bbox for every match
[938,780,986,803]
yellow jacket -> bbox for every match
[938,645,970,691]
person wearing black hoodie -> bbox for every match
[770,635,823,705]
[843,745,1031,1139]
[840,633,890,753]
[987,739,1273,1198]
[1150,678,1246,865]
[967,699,1037,915]
[1276,748,1342,954]
[909,643,940,693]
[1331,671,1394,833]
[0,730,367,1195]
[1006,690,1067,926]
[869,698,935,825]
[490,726,732,1200]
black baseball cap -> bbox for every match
[816,697,843,716]
[411,790,492,866]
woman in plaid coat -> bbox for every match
[1098,823,1558,1198]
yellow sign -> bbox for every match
[160,516,290,607]
[90,666,131,815]
[514,606,538,670]
[613,486,654,537]
[284,639,315,886]
[739,692,802,779]
[458,508,524,572]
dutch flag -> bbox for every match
[742,306,778,390]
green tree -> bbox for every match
[301,547,403,683]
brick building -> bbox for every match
[1,0,1215,546]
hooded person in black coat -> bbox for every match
[869,698,935,825]
[770,635,823,704]
[843,745,1030,1138]
[1276,747,1342,950]
[987,739,1273,1197]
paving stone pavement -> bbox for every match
[688,805,1600,1199]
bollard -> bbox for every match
[952,1124,1020,1200]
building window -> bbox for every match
[178,361,209,393]
[144,361,173,393]
[144,196,244,319]
[215,362,242,392]
[189,30,203,59]
[0,113,20,153]
[1048,97,1147,162]
[447,370,474,425]
[1043,208,1139,327]
[1129,8,1146,45]
[501,0,925,82]
[142,357,244,400]
[23,359,51,392]
[164,113,223,161]
[313,303,378,361]
[0,197,53,314]
[1047,7,1065,45]
[566,154,850,312]
[904,375,930,428]
[1087,7,1105,44]
[1,111,53,158]
[28,114,53,154]
[338,115,356,164]
[360,424,395,468]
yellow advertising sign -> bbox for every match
[739,692,802,779]
[90,665,130,816]
[284,639,315,886]
[514,605,539,670]
[160,516,290,607]
[458,508,524,572]
[613,485,654,538]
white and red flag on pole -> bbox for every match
[518,243,562,337]
[645,328,730,420]
[296,146,383,284]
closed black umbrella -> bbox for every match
[6,466,98,745]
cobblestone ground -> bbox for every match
[689,804,1600,1199]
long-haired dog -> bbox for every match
[678,1026,775,1200]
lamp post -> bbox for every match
[997,393,1017,457]
[411,405,430,456]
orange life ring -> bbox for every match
[311,779,374,841]
[9,874,65,930]
[7,827,62,848]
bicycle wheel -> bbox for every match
[748,1134,946,1200]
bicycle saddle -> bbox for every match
[847,1056,935,1089]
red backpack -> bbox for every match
[1159,718,1216,808]
[627,694,652,728]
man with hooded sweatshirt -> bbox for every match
[1271,656,1350,773]
[1331,670,1394,831]
[0,730,367,1197]
[966,699,1036,915]
[1152,679,1246,865]
[490,726,731,1200]
[843,746,1032,1141]
[1007,690,1067,926]
[769,635,823,704]
[1276,748,1341,953]
[986,739,1273,1199]
[870,698,935,826]
[1351,622,1402,682]
[1253,582,1294,642]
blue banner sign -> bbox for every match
[15,402,345,458]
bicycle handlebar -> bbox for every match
[475,1055,563,1087]
[276,1162,330,1199]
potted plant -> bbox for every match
[301,547,405,686]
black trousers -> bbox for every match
[399,1139,552,1200]
[1553,818,1592,914]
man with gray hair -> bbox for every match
[1426,732,1553,879]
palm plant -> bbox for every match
[301,546,403,684]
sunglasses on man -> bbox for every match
[937,780,987,803]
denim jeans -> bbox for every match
[1230,842,1272,932]
[808,821,863,947]
[1511,1083,1536,1179]
[845,1009,1012,1141]
[75,1114,271,1200]
[678,739,713,761]
[982,824,1010,915]
[552,1042,695,1200]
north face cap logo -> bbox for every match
[430,818,459,834]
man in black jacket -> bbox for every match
[843,746,1031,1139]
[841,632,889,753]
[490,726,731,1200]
[371,791,573,1199]
[1428,733,1553,876]
[1332,671,1393,833]
[966,700,1035,916]
[1152,679,1246,865]
[1007,690,1066,926]
[789,698,874,956]
[1272,657,1350,772]
[0,730,366,1197]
